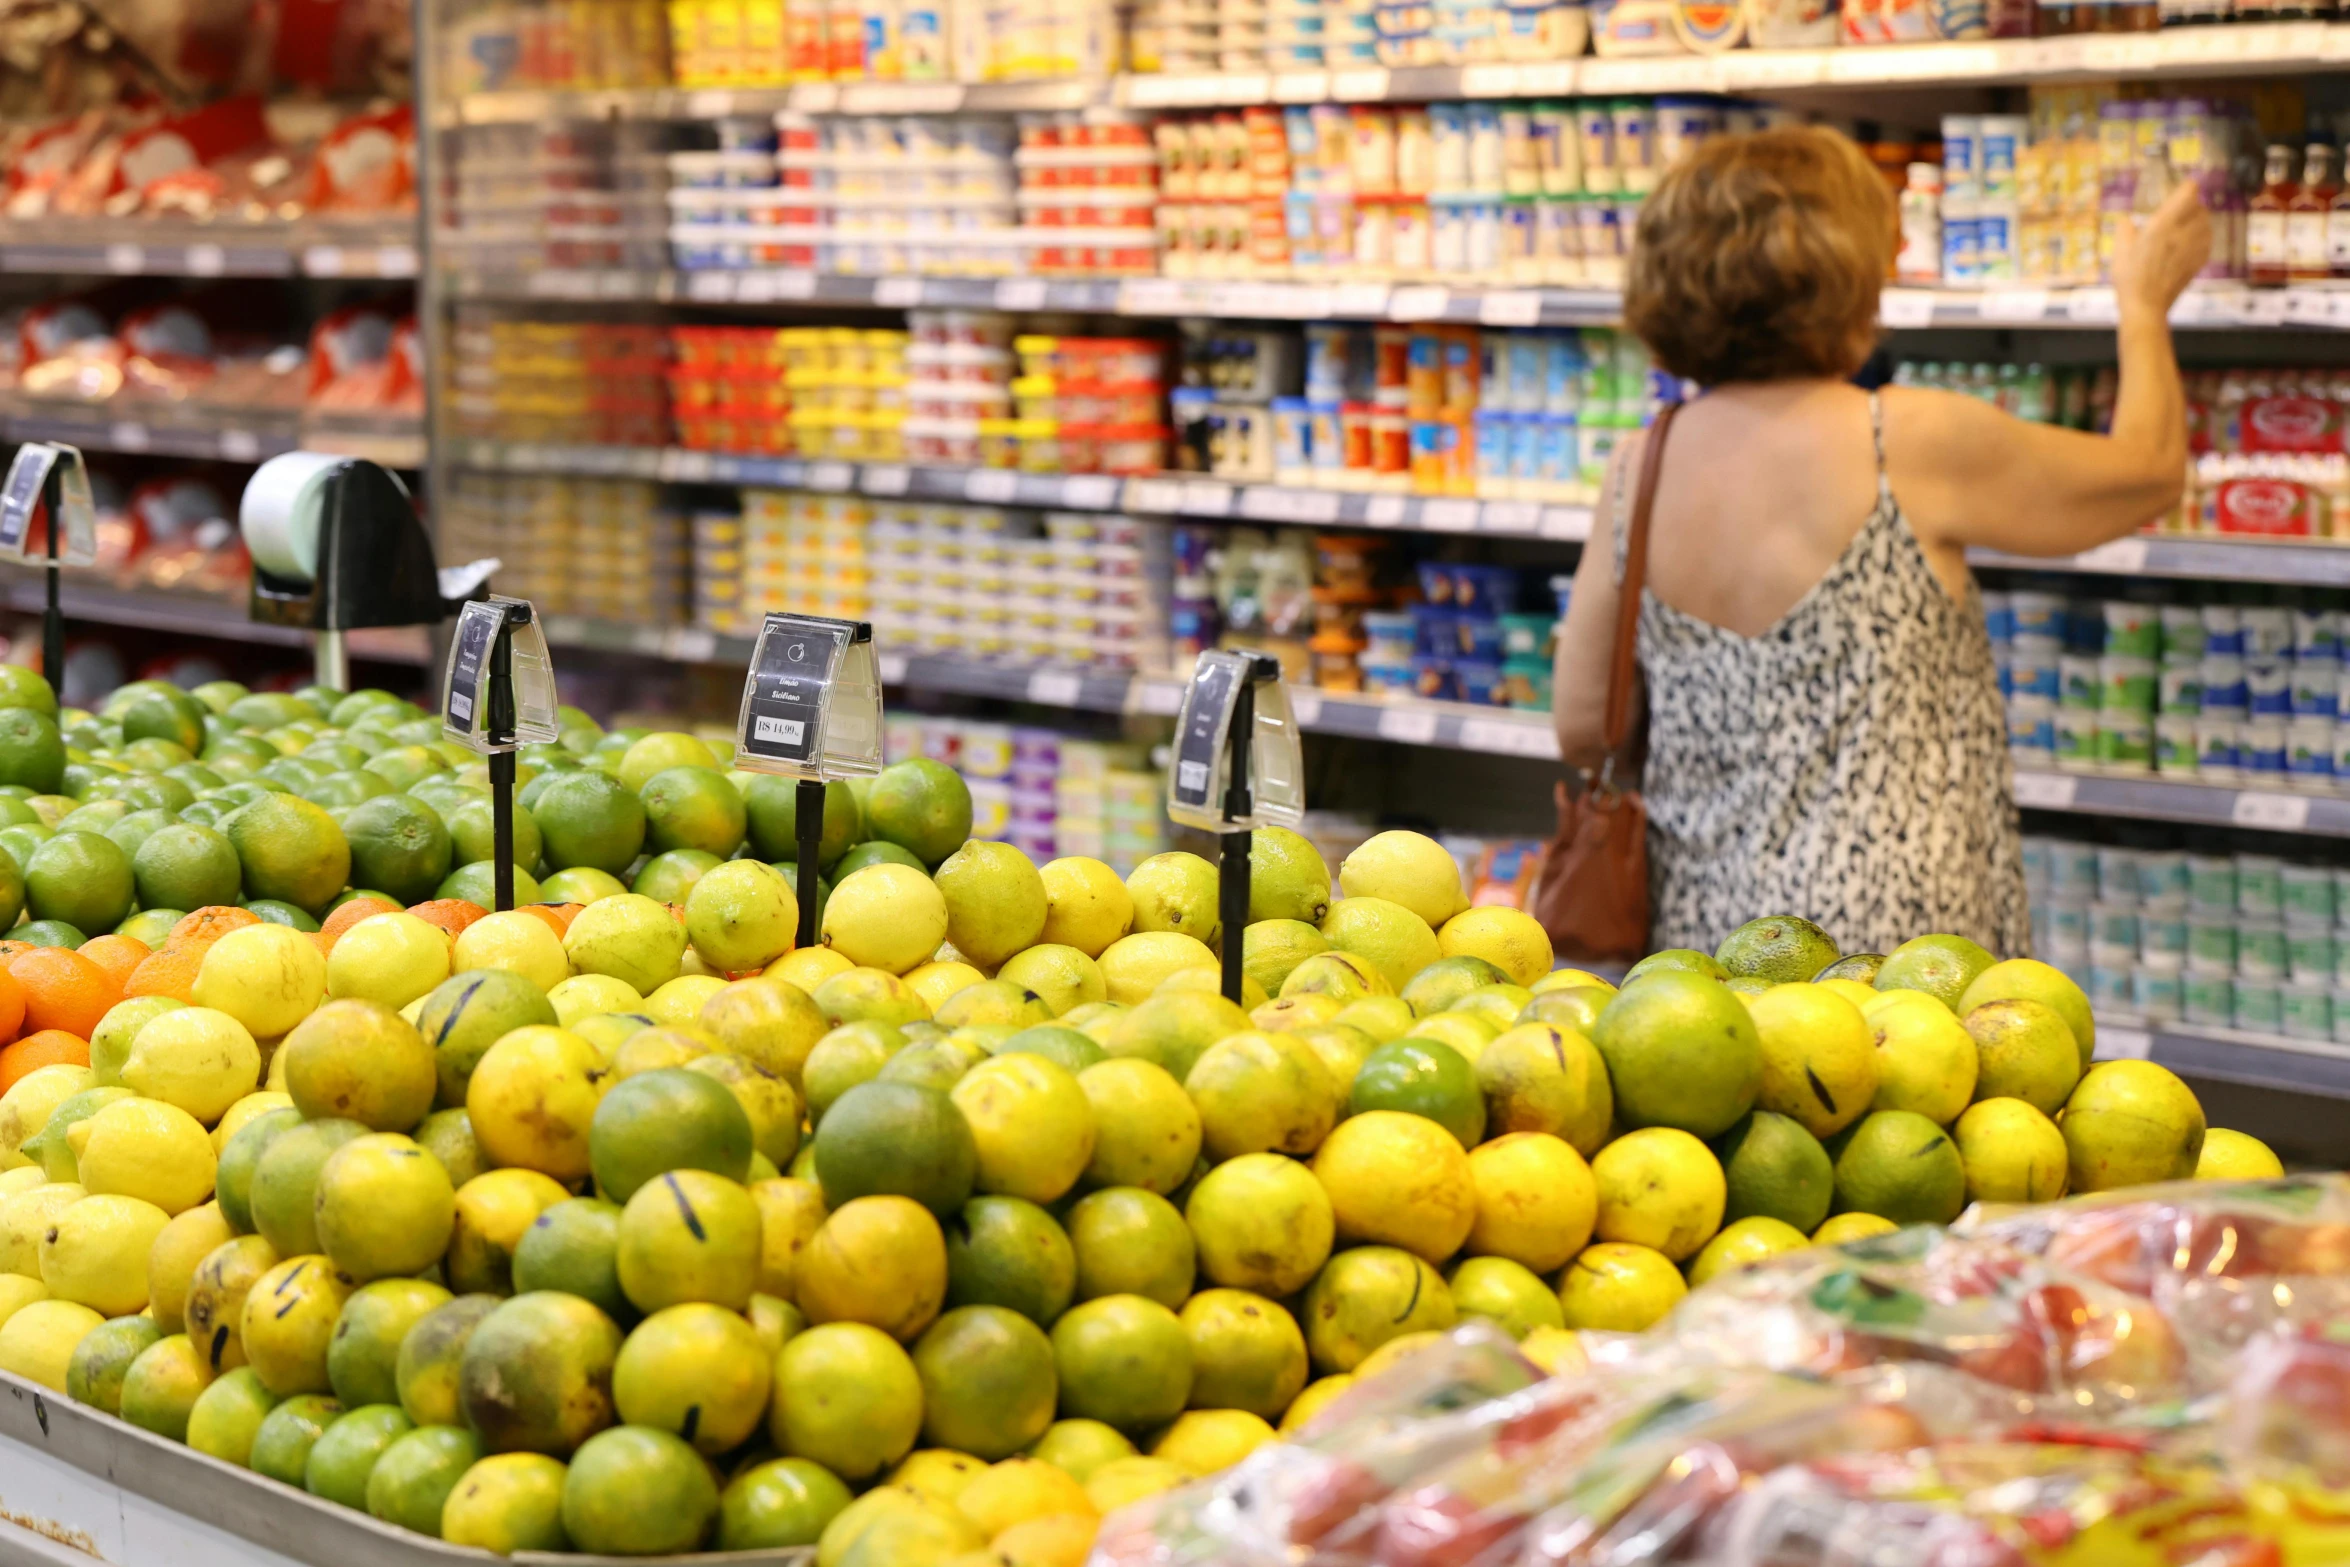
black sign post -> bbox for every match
[1167,650,1301,1006]
[443,596,558,912]
[0,444,95,690]
[734,614,886,950]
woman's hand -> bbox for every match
[2110,180,2212,319]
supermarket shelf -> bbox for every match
[450,266,2348,333]
[0,217,419,279]
[452,440,1595,538]
[0,575,434,664]
[0,407,426,468]
[2014,768,2350,836]
[534,615,1563,757]
[1972,535,2350,587]
[441,23,2350,125]
[2099,1017,2350,1100]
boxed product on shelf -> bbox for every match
[662,0,1120,85]
[441,472,690,622]
[444,122,671,275]
[1176,520,1559,704]
[1017,110,1162,276]
[1988,582,2347,791]
[1153,96,1745,284]
[2025,828,2350,1044]
[444,0,674,91]
[447,309,670,445]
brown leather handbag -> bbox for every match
[1532,401,1681,965]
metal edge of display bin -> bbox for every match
[0,1372,815,1567]
[2100,1019,2350,1099]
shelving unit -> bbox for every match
[0,217,420,279]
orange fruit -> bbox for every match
[8,946,118,1039]
[125,940,211,1003]
[171,906,261,945]
[512,905,570,940]
[529,903,584,937]
[0,966,24,1042]
[408,899,489,943]
[0,941,32,963]
[318,896,402,954]
[76,934,150,991]
[0,1028,89,1093]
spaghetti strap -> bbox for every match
[1867,391,1893,509]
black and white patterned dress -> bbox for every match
[1613,392,2031,959]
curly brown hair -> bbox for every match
[1624,125,1896,387]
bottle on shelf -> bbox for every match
[2246,143,2298,289]
[2289,143,2339,284]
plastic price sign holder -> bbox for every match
[1166,650,1304,1003]
[0,443,97,685]
[441,595,559,912]
[733,614,885,947]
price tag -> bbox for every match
[2232,791,2311,831]
[1118,278,1189,315]
[1330,67,1390,100]
[687,271,735,301]
[876,652,909,684]
[304,245,347,276]
[1420,498,1478,532]
[2012,771,2078,809]
[1330,283,1391,317]
[1877,288,1936,329]
[1460,64,1520,95]
[995,278,1047,310]
[186,244,226,277]
[1134,679,1184,715]
[1060,475,1120,509]
[874,277,924,307]
[1290,690,1323,726]
[1164,649,1302,831]
[2096,1026,2152,1062]
[597,271,638,299]
[441,596,560,752]
[1027,669,1084,706]
[1480,500,1540,534]
[104,242,144,273]
[0,446,55,555]
[1376,706,1440,745]
[1389,286,1449,321]
[1241,486,1342,524]
[1364,494,1408,527]
[735,613,883,778]
[109,422,150,453]
[1459,717,1557,758]
[1477,291,1543,327]
[1123,477,1183,513]
[1516,62,1576,93]
[218,429,262,462]
[1271,70,1329,102]
[862,464,911,495]
[2064,287,2119,324]
[685,89,736,116]
[2071,537,2148,573]
[2243,291,2291,326]
[1979,288,2051,323]
[1179,480,1235,517]
[805,461,854,492]
[1540,506,1591,541]
[667,449,719,482]
[966,469,1020,503]
[377,245,420,277]
[773,271,818,300]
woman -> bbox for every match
[1550,125,2210,957]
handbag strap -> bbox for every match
[1603,401,1683,757]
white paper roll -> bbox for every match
[238,451,343,582]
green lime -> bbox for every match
[435,862,541,908]
[640,767,748,858]
[225,792,352,914]
[299,769,393,810]
[111,774,193,815]
[106,808,179,867]
[0,821,53,874]
[191,681,247,715]
[1349,1038,1485,1149]
[343,794,453,906]
[531,771,647,876]
[364,746,449,792]
[16,919,85,948]
[243,899,321,932]
[743,777,860,867]
[25,829,134,932]
[860,760,970,868]
[0,667,57,716]
[117,692,206,754]
[633,849,722,905]
[0,707,66,794]
[831,840,925,878]
[132,822,243,912]
[443,796,543,873]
